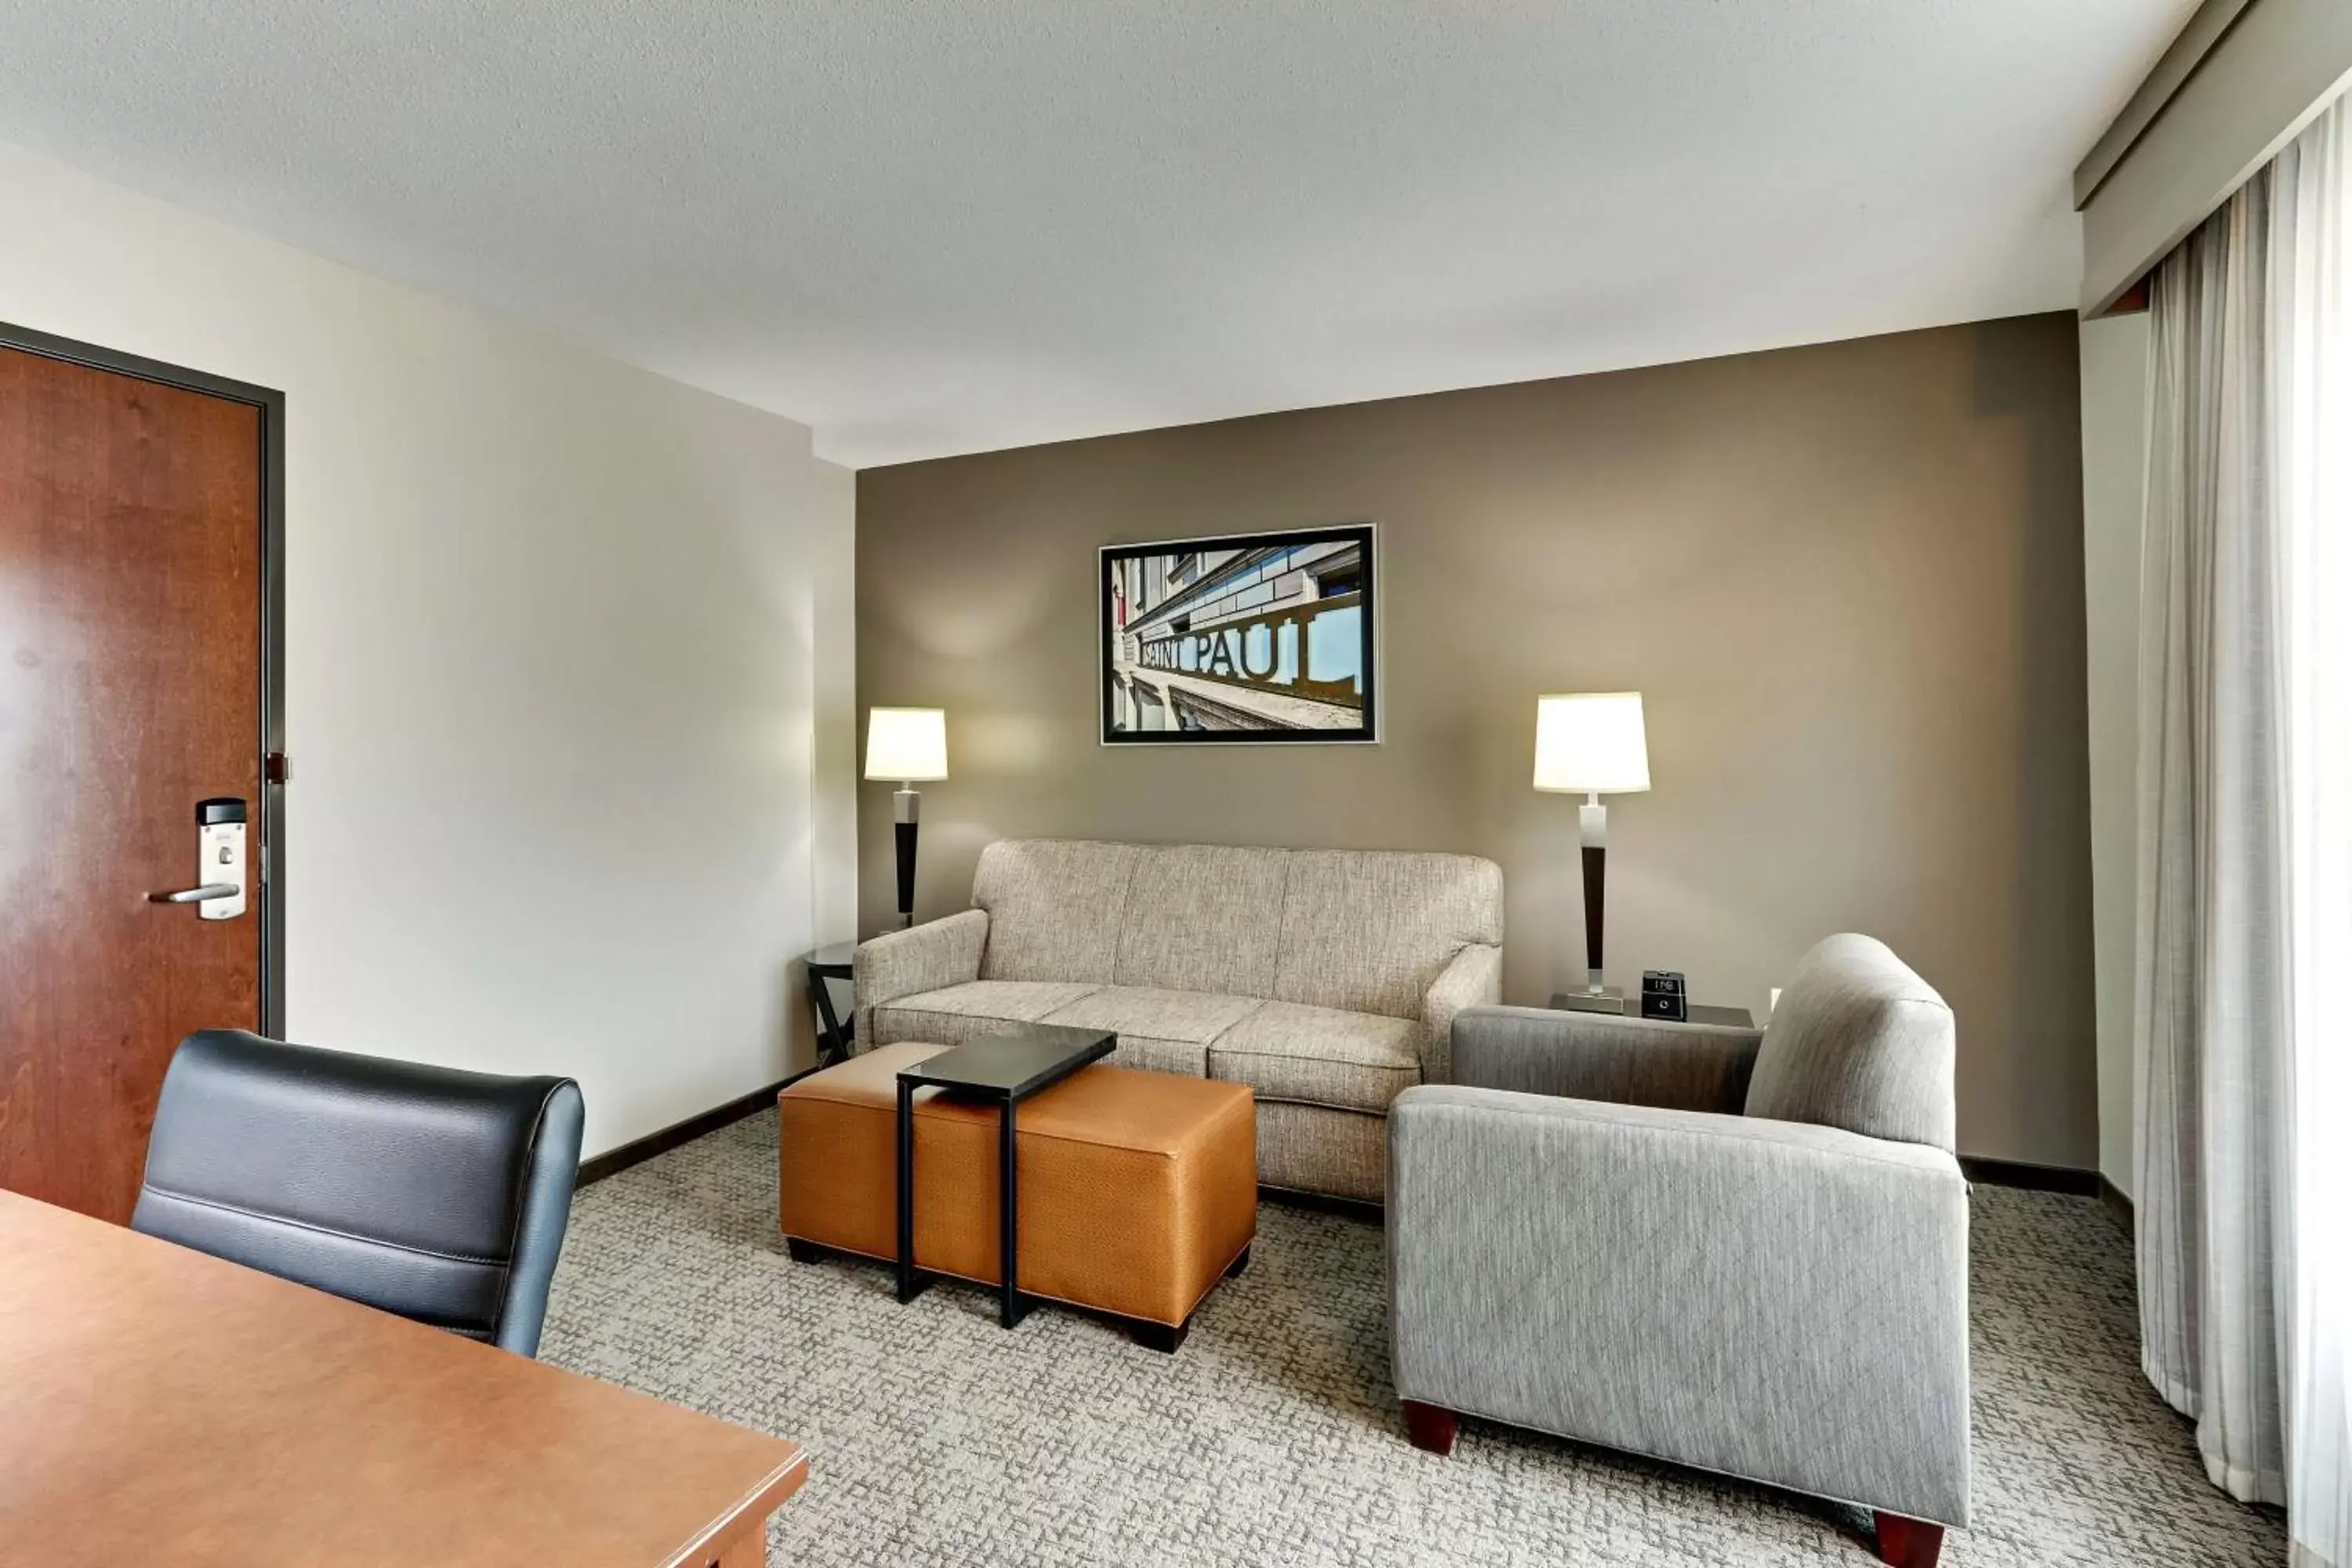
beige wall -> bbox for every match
[2080,314,2151,1196]
[856,314,2096,1168]
[0,140,855,1160]
[813,459,862,949]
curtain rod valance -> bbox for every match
[2077,0,2352,316]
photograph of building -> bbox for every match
[1102,527,1376,740]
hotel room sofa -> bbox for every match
[1387,933,1970,1566]
[851,837,1504,1201]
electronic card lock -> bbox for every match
[148,797,248,920]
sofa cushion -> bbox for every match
[871,981,1102,1050]
[1112,845,1289,996]
[1744,934,1956,1152]
[1208,1002,1422,1114]
[1257,1101,1385,1201]
[973,840,1140,985]
[1037,986,1265,1076]
[1272,850,1504,1019]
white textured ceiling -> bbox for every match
[0,2,2189,466]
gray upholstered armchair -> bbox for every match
[1386,935,1969,1567]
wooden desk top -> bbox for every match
[0,1191,806,1567]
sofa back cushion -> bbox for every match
[973,840,1139,983]
[970,839,1504,1014]
[1270,850,1504,1019]
[1744,933,1956,1151]
[1113,844,1289,996]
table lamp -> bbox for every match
[1534,692,1650,1011]
[865,707,948,930]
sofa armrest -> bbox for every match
[851,909,988,1051]
[1419,944,1502,1083]
[1450,1004,1762,1112]
[1388,1085,1969,1526]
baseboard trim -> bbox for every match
[2099,1174,2136,1231]
[1273,1164,2109,1210]
[1957,1156,2102,1196]
[578,1075,793,1187]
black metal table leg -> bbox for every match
[895,1075,928,1303]
[999,1094,1022,1328]
[810,976,851,1066]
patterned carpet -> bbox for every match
[543,1109,2284,1566]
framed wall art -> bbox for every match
[1100,524,1377,744]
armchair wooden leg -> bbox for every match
[1872,1512,1944,1567]
[1401,1400,1457,1456]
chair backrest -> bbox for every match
[132,1029,585,1356]
[1743,934,1956,1151]
[969,838,1503,1018]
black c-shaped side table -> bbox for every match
[804,942,857,1069]
[893,1025,1116,1329]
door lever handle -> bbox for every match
[150,883,239,905]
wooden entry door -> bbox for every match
[0,336,274,1223]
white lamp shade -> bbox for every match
[864,707,949,782]
[1533,692,1650,793]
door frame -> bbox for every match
[1,321,287,1036]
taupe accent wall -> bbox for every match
[856,313,2096,1168]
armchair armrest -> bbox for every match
[851,909,988,1051]
[1450,1004,1762,1112]
[1388,1085,1969,1527]
[1419,944,1502,1083]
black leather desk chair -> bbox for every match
[132,1029,585,1356]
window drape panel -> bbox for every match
[2136,95,2352,1565]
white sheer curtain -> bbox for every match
[2136,94,2352,1564]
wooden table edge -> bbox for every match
[663,1446,809,1568]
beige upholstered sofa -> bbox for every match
[851,839,1504,1201]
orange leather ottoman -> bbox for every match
[778,1041,1256,1349]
